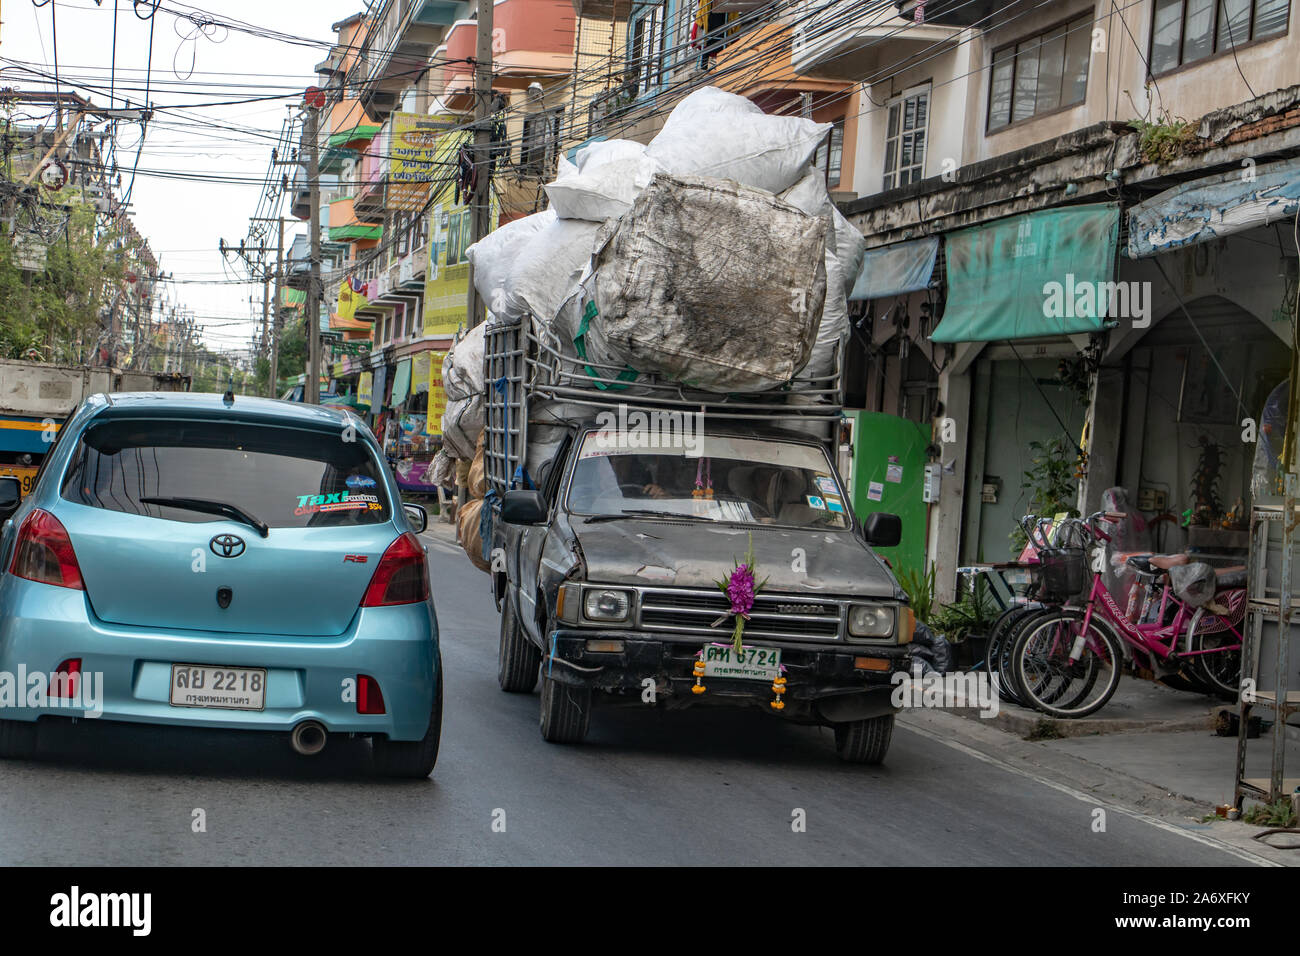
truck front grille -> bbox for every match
[637,588,843,641]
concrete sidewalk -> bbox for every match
[978,678,1217,739]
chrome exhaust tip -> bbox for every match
[290,720,327,756]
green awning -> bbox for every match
[930,203,1120,343]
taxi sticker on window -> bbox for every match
[806,495,826,510]
[814,476,838,496]
[294,492,372,516]
[346,475,377,490]
[824,496,845,514]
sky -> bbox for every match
[3,0,363,356]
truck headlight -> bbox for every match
[583,588,632,623]
[848,605,894,639]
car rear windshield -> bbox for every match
[61,418,390,529]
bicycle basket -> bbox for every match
[1037,548,1089,602]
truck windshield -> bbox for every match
[566,430,851,529]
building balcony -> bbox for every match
[896,0,1009,28]
[328,198,383,244]
[443,3,576,95]
[712,21,851,108]
[359,0,457,119]
[327,99,382,152]
[567,0,632,18]
[353,126,389,220]
[793,0,963,81]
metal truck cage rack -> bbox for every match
[482,313,844,498]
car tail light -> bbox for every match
[52,659,82,699]
[10,510,85,590]
[357,674,386,714]
[360,532,429,607]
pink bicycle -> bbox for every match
[1006,512,1247,718]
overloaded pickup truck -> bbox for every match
[482,317,915,764]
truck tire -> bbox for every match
[372,655,443,779]
[0,719,36,759]
[833,714,894,765]
[498,598,540,693]
[539,673,591,744]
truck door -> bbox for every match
[517,435,571,644]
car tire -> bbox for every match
[0,719,36,760]
[372,654,443,779]
[833,713,894,765]
[498,598,540,694]
[539,672,591,744]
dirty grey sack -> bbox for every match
[591,173,827,393]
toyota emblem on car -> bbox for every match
[209,534,246,558]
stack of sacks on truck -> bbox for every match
[454,86,864,477]
[455,429,492,572]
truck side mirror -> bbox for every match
[864,512,901,548]
[501,489,547,525]
[0,477,21,521]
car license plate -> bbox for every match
[700,644,781,681]
[169,664,266,711]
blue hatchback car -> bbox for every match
[0,392,442,777]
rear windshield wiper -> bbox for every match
[582,509,696,523]
[141,496,270,538]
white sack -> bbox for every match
[647,87,831,195]
[591,172,827,393]
[466,209,556,310]
[442,320,487,402]
[441,394,484,461]
[544,147,659,221]
[503,217,601,325]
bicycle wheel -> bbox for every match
[997,606,1053,707]
[1010,608,1123,719]
[984,604,1039,675]
[1189,611,1243,702]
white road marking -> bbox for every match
[900,720,1279,866]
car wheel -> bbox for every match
[0,719,37,760]
[498,598,540,693]
[833,713,894,765]
[539,672,591,744]
[372,654,443,779]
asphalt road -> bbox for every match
[0,529,1264,866]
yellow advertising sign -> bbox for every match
[387,112,456,212]
[411,352,431,390]
[357,371,373,406]
[425,350,448,436]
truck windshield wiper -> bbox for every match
[583,509,697,523]
[141,496,270,538]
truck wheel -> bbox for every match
[372,655,443,779]
[539,673,591,744]
[833,714,894,765]
[0,719,37,759]
[498,598,540,693]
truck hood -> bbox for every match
[570,518,901,598]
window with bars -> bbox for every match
[987,13,1092,132]
[521,109,563,176]
[629,2,668,98]
[883,87,928,190]
[814,120,845,188]
[1150,0,1289,73]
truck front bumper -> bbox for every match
[543,629,909,723]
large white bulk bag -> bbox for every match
[647,87,831,195]
[544,140,660,222]
[502,217,602,326]
[441,320,487,402]
[466,210,556,311]
[590,173,827,393]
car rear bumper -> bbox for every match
[0,580,438,741]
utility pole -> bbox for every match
[260,256,271,375]
[465,0,495,328]
[305,96,323,405]
[270,216,284,399]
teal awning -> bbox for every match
[391,358,412,406]
[930,203,1121,343]
[849,236,939,300]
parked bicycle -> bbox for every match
[1005,512,1246,718]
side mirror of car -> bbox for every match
[501,489,547,525]
[863,512,901,548]
[0,477,21,521]
[402,502,428,534]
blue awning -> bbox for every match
[849,236,940,300]
[1128,156,1300,258]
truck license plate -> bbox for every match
[700,644,781,681]
[169,665,266,711]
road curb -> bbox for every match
[945,705,1215,739]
